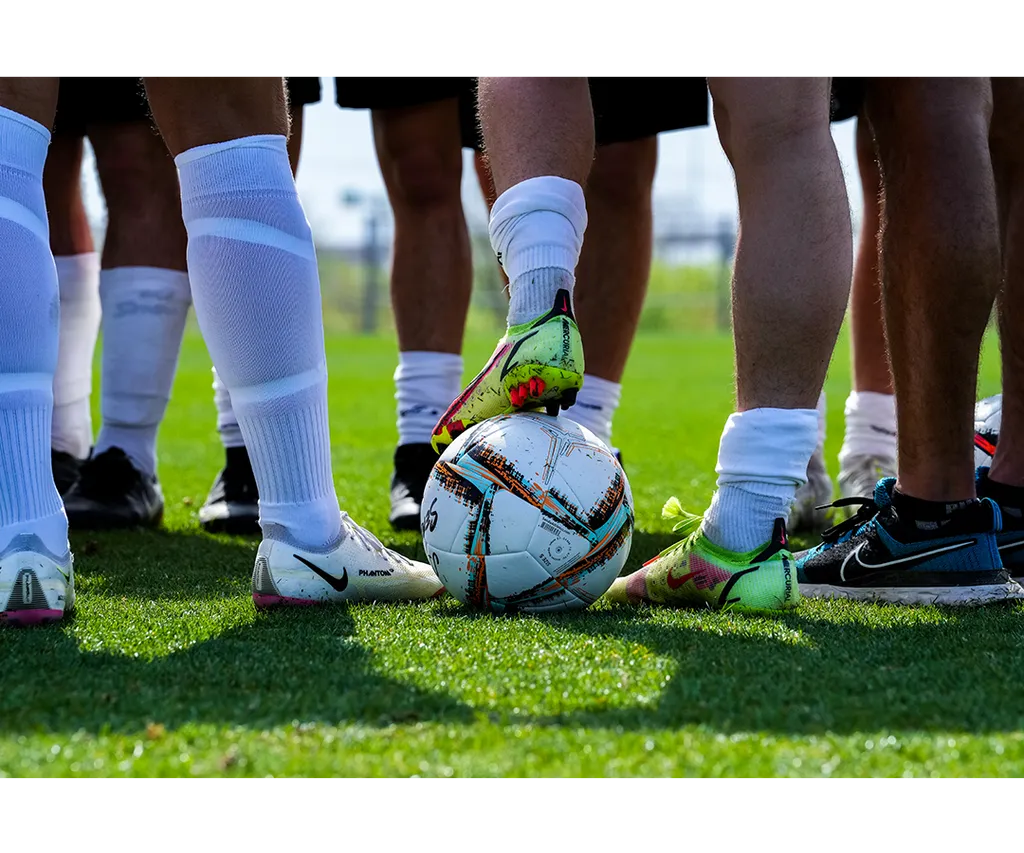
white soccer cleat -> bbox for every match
[839,454,897,508]
[251,513,444,607]
[790,444,834,535]
[0,534,75,626]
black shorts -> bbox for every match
[54,78,150,136]
[459,77,710,151]
[54,77,322,136]
[831,77,865,122]
[335,77,473,110]
[286,77,322,107]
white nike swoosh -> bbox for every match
[839,540,975,582]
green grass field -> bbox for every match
[1,326,1018,777]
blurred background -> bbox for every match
[76,78,866,337]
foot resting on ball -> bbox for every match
[431,289,584,453]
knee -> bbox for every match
[381,145,462,213]
[375,116,463,213]
[587,138,657,210]
[712,78,832,166]
[868,79,992,166]
[97,138,179,217]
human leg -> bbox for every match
[372,94,470,528]
[144,77,440,603]
[978,77,1024,581]
[60,108,188,528]
[201,77,321,535]
[838,111,898,502]
[43,115,100,484]
[610,77,852,611]
[0,79,75,624]
[799,78,1017,606]
[430,77,593,452]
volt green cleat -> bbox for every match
[431,288,584,453]
[604,497,801,611]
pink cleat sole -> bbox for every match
[252,593,319,609]
[1,609,64,627]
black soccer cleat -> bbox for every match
[51,449,83,497]
[199,446,261,536]
[63,447,164,530]
[389,443,440,531]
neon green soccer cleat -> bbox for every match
[604,497,801,611]
[431,288,584,453]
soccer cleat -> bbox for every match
[431,288,584,452]
[62,447,164,530]
[199,446,261,536]
[790,444,834,535]
[389,443,439,531]
[604,497,799,611]
[51,449,83,497]
[252,512,445,607]
[838,454,897,513]
[0,534,75,626]
[797,477,1022,606]
[976,467,1024,583]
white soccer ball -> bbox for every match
[975,394,1002,469]
[421,412,634,613]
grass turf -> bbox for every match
[1,327,1017,777]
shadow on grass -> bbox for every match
[533,603,1024,736]
[0,528,472,736]
[429,526,1024,736]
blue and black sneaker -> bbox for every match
[797,477,1023,606]
[976,466,1024,583]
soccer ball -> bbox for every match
[421,412,634,613]
[975,394,1002,469]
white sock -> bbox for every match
[839,391,897,468]
[703,408,819,553]
[93,267,191,477]
[177,134,340,549]
[488,176,587,326]
[815,391,827,451]
[51,253,100,460]
[0,106,68,555]
[394,351,462,446]
[212,368,245,449]
[566,373,620,447]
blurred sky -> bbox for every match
[79,79,864,247]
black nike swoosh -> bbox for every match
[499,329,541,380]
[869,425,897,437]
[294,554,348,592]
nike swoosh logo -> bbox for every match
[839,539,975,582]
[666,570,696,590]
[998,539,1024,554]
[499,330,541,380]
[294,554,348,592]
[869,425,897,437]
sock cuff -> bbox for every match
[489,176,587,273]
[845,390,896,419]
[53,250,99,278]
[394,351,463,381]
[716,408,820,487]
[580,373,622,402]
[176,134,294,203]
[54,253,100,291]
[100,267,192,304]
[0,106,50,174]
